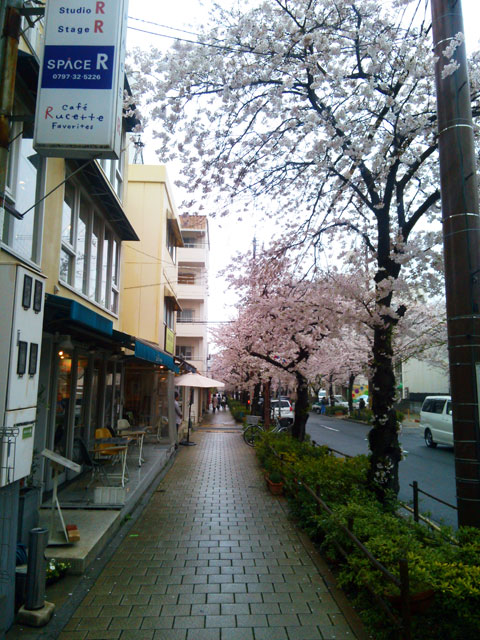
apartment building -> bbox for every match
[122,164,183,439]
[176,215,210,422]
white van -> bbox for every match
[420,396,453,448]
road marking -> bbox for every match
[321,425,339,432]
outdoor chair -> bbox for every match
[73,437,110,488]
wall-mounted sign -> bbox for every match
[34,0,128,159]
[165,327,175,355]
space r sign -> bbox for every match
[34,0,128,159]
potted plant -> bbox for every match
[265,469,284,495]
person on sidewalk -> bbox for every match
[320,396,327,415]
[174,392,182,443]
[212,395,218,413]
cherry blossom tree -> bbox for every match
[212,254,347,439]
[128,0,480,499]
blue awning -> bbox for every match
[134,339,179,372]
[45,295,113,336]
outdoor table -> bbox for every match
[91,437,129,488]
[121,429,146,466]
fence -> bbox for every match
[271,445,413,640]
[311,440,455,530]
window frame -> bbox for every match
[59,173,121,315]
[1,118,46,266]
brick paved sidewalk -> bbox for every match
[61,424,367,640]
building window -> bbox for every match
[176,345,193,359]
[59,173,120,313]
[98,132,125,201]
[2,123,45,264]
[164,298,175,330]
[182,235,201,248]
[178,271,195,285]
[167,220,176,263]
[178,309,194,323]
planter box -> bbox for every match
[265,475,284,495]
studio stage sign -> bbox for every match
[34,0,128,159]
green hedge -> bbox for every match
[254,431,480,640]
[227,398,249,422]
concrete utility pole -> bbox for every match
[431,0,480,527]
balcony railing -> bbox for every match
[177,315,203,323]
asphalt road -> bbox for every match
[306,411,458,529]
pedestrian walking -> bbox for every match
[320,396,327,415]
[212,394,218,413]
[174,392,182,446]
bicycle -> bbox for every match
[242,416,291,447]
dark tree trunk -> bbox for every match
[367,319,402,501]
[252,382,261,416]
[292,373,309,441]
[328,374,334,406]
[263,380,271,427]
[348,373,355,413]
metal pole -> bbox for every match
[398,558,412,640]
[431,0,480,527]
[25,528,49,610]
[412,481,419,523]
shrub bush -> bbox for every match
[253,431,480,639]
[325,405,348,415]
[227,398,249,422]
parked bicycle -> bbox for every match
[242,415,291,447]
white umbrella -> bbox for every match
[175,372,225,388]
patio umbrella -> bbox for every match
[175,373,224,446]
[175,372,225,388]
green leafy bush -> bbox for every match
[325,405,348,415]
[227,398,249,422]
[252,431,480,639]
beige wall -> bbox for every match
[122,165,181,346]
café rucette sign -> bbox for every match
[34,0,128,159]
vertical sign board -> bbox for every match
[34,0,128,159]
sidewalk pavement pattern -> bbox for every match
[60,410,367,640]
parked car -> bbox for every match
[312,401,328,414]
[331,395,348,408]
[270,399,294,424]
[420,395,453,448]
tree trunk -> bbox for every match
[252,382,261,416]
[328,374,334,406]
[348,372,355,413]
[367,320,402,501]
[292,373,309,441]
[263,380,271,427]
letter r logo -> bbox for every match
[96,53,108,70]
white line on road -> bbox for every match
[321,425,339,432]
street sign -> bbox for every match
[34,0,128,159]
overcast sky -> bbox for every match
[125,1,480,325]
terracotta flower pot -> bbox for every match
[265,474,284,495]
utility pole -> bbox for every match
[431,0,480,527]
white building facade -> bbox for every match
[176,215,210,423]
